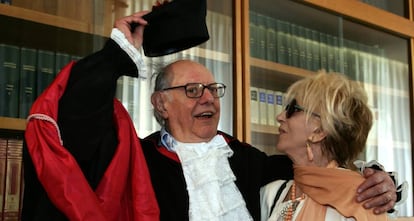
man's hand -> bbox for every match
[114,11,149,48]
[357,168,397,214]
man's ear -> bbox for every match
[151,92,167,116]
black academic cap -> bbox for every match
[141,0,210,57]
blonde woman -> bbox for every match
[261,72,388,221]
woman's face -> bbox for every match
[276,99,321,162]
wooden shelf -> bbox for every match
[301,0,414,38]
[0,4,92,34]
[250,58,315,91]
[251,123,279,135]
[0,117,26,131]
[250,58,409,99]
[251,57,315,77]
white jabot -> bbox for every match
[174,135,253,221]
[110,28,147,78]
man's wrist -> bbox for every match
[110,28,147,78]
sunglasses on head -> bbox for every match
[285,99,320,118]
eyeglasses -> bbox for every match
[285,99,320,118]
[161,83,226,98]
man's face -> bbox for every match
[161,60,221,143]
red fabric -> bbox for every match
[25,62,159,221]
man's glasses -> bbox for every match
[285,99,320,118]
[161,83,226,98]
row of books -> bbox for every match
[0,43,82,119]
[250,87,284,127]
[249,11,385,75]
[0,137,23,221]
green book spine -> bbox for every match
[285,22,292,65]
[36,50,55,97]
[326,35,336,72]
[343,39,359,78]
[265,16,277,62]
[0,44,20,118]
[304,28,313,70]
[310,30,321,71]
[332,36,341,73]
[276,20,291,65]
[19,47,37,118]
[290,24,300,68]
[54,52,71,77]
[319,33,328,71]
[256,13,267,60]
[297,25,307,69]
[249,11,259,58]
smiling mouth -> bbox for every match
[195,112,213,119]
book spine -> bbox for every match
[249,11,259,58]
[266,90,276,126]
[256,13,267,60]
[310,30,321,71]
[297,25,307,69]
[274,91,284,127]
[290,24,300,68]
[36,50,55,97]
[319,33,328,72]
[265,16,277,62]
[19,47,37,118]
[0,44,20,118]
[276,20,291,65]
[326,34,336,73]
[3,139,23,221]
[0,138,6,221]
[55,52,71,77]
[334,36,343,73]
[258,88,268,125]
[250,87,259,124]
[304,28,313,70]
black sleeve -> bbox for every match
[263,154,293,184]
[57,39,139,188]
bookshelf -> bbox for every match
[0,4,91,34]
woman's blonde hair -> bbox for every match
[284,71,373,168]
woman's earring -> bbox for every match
[306,142,314,161]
